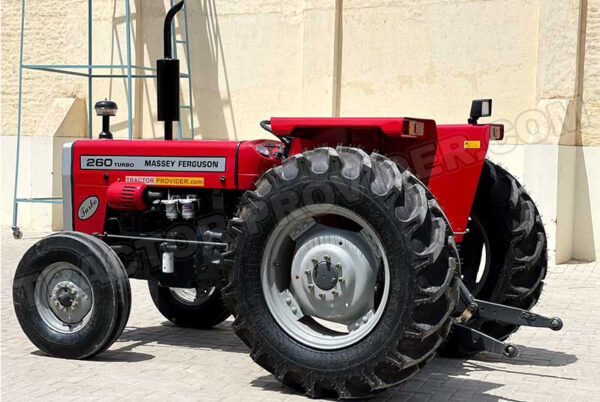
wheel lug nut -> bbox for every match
[305,269,311,275]
[362,316,368,323]
[285,298,292,305]
[335,263,341,269]
[339,277,345,283]
[311,259,318,265]
[319,292,325,298]
[331,289,337,295]
[355,323,360,329]
[307,284,314,290]
[324,256,330,261]
[291,307,297,314]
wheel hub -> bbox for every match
[312,261,339,291]
[48,280,92,324]
[57,287,76,307]
[290,227,379,326]
[35,263,95,332]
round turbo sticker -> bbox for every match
[78,196,99,220]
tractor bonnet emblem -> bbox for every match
[77,196,99,220]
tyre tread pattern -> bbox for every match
[14,232,131,359]
[222,146,459,399]
[459,160,547,344]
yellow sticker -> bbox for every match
[464,140,481,149]
[126,176,204,187]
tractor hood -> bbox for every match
[61,138,281,231]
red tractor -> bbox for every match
[13,2,562,399]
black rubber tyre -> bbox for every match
[148,280,230,329]
[222,147,459,399]
[440,160,547,357]
[13,232,131,359]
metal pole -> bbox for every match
[182,1,194,139]
[88,0,93,138]
[11,0,27,236]
[169,0,182,140]
[125,0,133,139]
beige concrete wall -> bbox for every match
[1,0,147,139]
[1,0,598,260]
[582,0,600,146]
[339,0,540,140]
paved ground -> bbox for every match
[1,227,599,401]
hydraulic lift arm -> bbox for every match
[452,279,563,358]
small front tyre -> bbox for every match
[13,232,131,359]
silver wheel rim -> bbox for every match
[461,215,491,297]
[261,204,390,350]
[170,287,214,305]
[34,262,94,333]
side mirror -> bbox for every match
[469,99,492,125]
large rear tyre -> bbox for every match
[440,160,547,357]
[148,280,230,329]
[13,232,131,359]
[223,147,459,398]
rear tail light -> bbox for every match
[489,124,504,141]
[403,119,425,136]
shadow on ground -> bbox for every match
[31,349,156,362]
[112,320,247,355]
[474,345,578,368]
[250,363,522,402]
[80,320,579,401]
[251,347,577,402]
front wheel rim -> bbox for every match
[261,204,390,350]
[34,262,94,333]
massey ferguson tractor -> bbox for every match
[13,1,563,399]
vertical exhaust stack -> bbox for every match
[157,1,184,140]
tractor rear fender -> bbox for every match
[269,117,494,239]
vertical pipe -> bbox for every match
[133,0,144,139]
[183,1,194,139]
[12,0,27,232]
[88,0,93,138]
[126,0,133,139]
[331,0,343,117]
[170,0,182,140]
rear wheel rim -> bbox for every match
[169,287,214,305]
[261,204,390,350]
[34,262,94,333]
[460,214,491,297]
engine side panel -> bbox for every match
[67,139,280,234]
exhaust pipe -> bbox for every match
[157,1,184,140]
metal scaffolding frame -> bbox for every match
[11,0,195,238]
